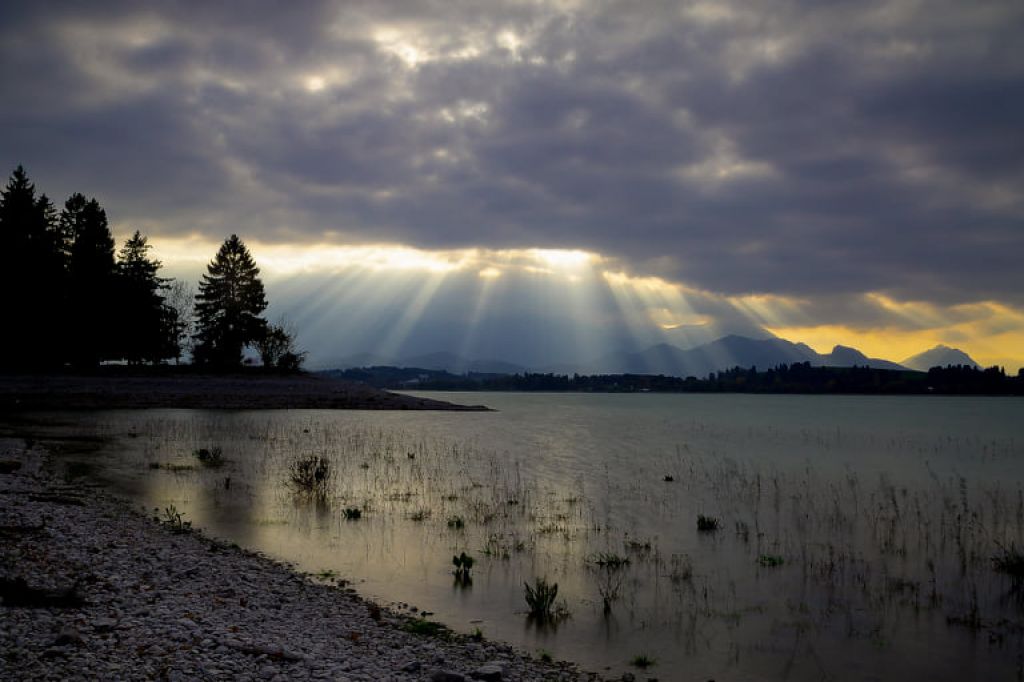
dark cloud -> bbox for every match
[2,0,1022,310]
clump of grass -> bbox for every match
[758,554,785,568]
[193,446,224,468]
[342,507,362,520]
[403,618,449,638]
[697,514,720,532]
[160,504,192,533]
[594,552,631,569]
[409,509,431,522]
[524,577,560,621]
[447,515,465,529]
[289,456,331,498]
[630,653,655,669]
[452,552,475,583]
[538,649,553,663]
[469,627,484,641]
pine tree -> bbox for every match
[193,234,268,368]
[116,231,179,364]
[63,192,118,366]
[0,166,65,368]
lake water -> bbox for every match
[20,393,1024,680]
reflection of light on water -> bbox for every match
[43,396,1024,681]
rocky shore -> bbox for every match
[0,439,599,681]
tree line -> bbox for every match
[328,362,1024,395]
[0,166,301,371]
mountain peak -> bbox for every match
[902,345,980,371]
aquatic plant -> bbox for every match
[524,577,560,621]
[758,554,785,568]
[592,553,630,613]
[630,653,655,669]
[193,446,224,468]
[288,455,331,498]
[452,552,475,583]
[697,514,720,532]
[160,504,191,533]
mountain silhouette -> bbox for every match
[902,345,980,371]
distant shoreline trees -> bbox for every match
[0,165,302,372]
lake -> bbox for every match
[21,393,1024,680]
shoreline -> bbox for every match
[0,373,491,412]
[0,438,600,681]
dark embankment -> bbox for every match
[0,370,490,411]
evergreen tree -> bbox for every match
[115,231,179,364]
[193,234,268,368]
[0,166,65,368]
[63,192,118,366]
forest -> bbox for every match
[0,166,299,371]
[326,362,1024,395]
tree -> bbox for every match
[256,320,305,371]
[115,231,179,364]
[0,166,65,368]
[63,192,118,366]
[193,234,268,368]
[164,279,195,364]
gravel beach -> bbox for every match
[0,439,604,681]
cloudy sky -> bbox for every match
[2,0,1022,369]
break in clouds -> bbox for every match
[2,1,1023,337]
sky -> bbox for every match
[2,1,1022,370]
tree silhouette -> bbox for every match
[0,166,65,368]
[63,192,118,366]
[193,234,268,368]
[256,320,305,371]
[115,231,179,364]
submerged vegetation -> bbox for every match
[116,404,1024,678]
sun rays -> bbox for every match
[146,236,1024,370]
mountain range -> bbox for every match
[318,336,980,378]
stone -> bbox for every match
[470,663,504,681]
[431,671,467,682]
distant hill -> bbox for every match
[399,352,526,375]
[902,345,980,371]
[553,335,906,378]
[817,345,906,370]
[317,335,984,379]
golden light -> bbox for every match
[478,267,502,279]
